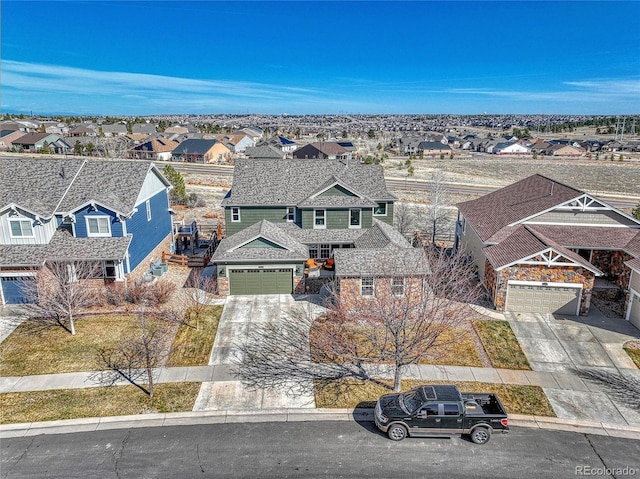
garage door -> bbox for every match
[629,293,640,329]
[506,283,580,315]
[229,268,293,295]
[1,276,36,304]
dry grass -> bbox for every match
[315,379,555,417]
[0,382,201,424]
[0,314,154,376]
[473,320,531,370]
[624,344,640,369]
[167,305,223,367]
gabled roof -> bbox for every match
[418,141,450,150]
[245,145,285,159]
[457,174,582,242]
[297,175,378,208]
[171,139,220,155]
[212,220,308,262]
[626,257,640,272]
[293,142,348,158]
[526,225,640,251]
[11,132,57,145]
[0,158,169,218]
[484,225,602,274]
[222,159,395,207]
[131,137,179,153]
[355,218,412,249]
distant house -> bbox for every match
[245,145,286,159]
[0,158,173,304]
[292,142,351,160]
[69,124,97,137]
[0,130,26,151]
[493,142,530,155]
[101,124,128,137]
[214,133,255,153]
[545,144,584,157]
[164,126,190,135]
[418,141,452,156]
[132,123,158,135]
[269,135,298,153]
[11,133,70,154]
[128,138,180,161]
[171,139,232,163]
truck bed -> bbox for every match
[461,393,507,416]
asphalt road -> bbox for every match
[172,163,639,209]
[2,421,640,478]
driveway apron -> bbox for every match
[193,295,324,412]
[505,307,640,425]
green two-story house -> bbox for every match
[213,158,427,295]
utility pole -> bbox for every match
[620,117,626,141]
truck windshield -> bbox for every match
[400,390,422,414]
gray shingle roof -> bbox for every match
[626,257,640,272]
[171,139,219,155]
[334,245,429,277]
[1,158,168,218]
[0,230,131,266]
[355,219,412,249]
[212,220,308,262]
[245,145,285,159]
[222,159,395,207]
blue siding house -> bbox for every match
[0,158,173,304]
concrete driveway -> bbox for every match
[505,307,640,425]
[193,294,326,412]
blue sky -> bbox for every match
[2,1,639,115]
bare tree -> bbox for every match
[95,136,131,160]
[92,313,174,398]
[425,170,450,246]
[393,202,417,238]
[235,249,481,393]
[28,260,101,335]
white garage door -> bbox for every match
[506,283,581,315]
[629,293,640,330]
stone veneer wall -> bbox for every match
[591,250,632,289]
[492,264,595,316]
[126,233,173,282]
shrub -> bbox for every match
[147,280,177,304]
[125,279,149,304]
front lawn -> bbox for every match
[0,305,222,376]
[315,379,555,417]
[167,305,223,366]
[0,382,201,424]
[624,343,640,368]
[473,320,531,370]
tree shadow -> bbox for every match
[572,367,640,411]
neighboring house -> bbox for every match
[493,142,530,155]
[417,141,452,156]
[11,133,70,154]
[213,159,427,296]
[214,133,255,153]
[101,124,128,136]
[0,158,173,304]
[455,174,640,316]
[128,138,180,161]
[292,142,351,160]
[0,130,26,151]
[164,126,190,135]
[244,145,286,159]
[626,257,640,328]
[171,139,231,163]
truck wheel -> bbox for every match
[387,424,408,441]
[470,426,492,444]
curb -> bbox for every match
[2,409,640,440]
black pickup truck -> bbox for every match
[374,384,509,444]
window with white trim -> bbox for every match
[146,200,152,221]
[361,277,374,296]
[374,202,387,216]
[309,244,319,259]
[231,207,241,222]
[314,209,326,229]
[286,206,295,222]
[86,216,111,237]
[391,276,405,296]
[349,208,361,228]
[320,244,331,259]
[9,219,34,238]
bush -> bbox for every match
[102,284,126,306]
[147,280,177,304]
[125,279,149,304]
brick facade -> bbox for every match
[337,276,425,309]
